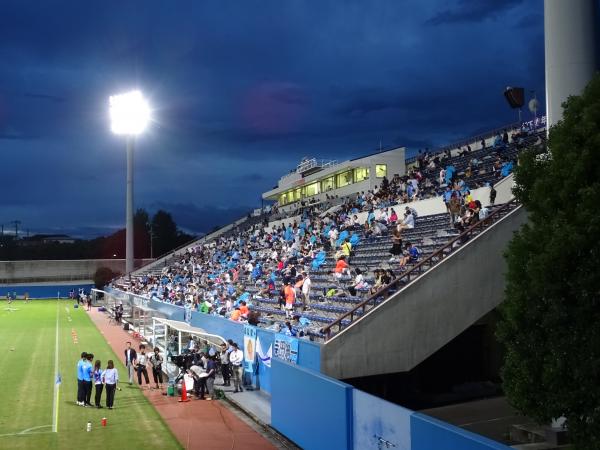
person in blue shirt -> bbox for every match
[92,360,104,408]
[76,352,88,406]
[82,353,94,407]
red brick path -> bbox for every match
[87,307,276,450]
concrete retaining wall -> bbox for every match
[0,258,153,283]
[321,206,527,379]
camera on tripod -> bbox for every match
[171,353,194,369]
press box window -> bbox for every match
[375,164,387,178]
[354,167,369,183]
[321,176,335,192]
[336,170,353,188]
[303,182,320,197]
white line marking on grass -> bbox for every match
[0,424,52,438]
[52,300,60,433]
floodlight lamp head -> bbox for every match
[109,90,151,135]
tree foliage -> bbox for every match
[93,267,119,289]
[0,208,194,261]
[497,74,600,449]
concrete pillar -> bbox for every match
[545,0,598,127]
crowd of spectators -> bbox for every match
[114,123,543,337]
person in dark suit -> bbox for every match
[124,341,137,385]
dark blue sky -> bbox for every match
[0,0,544,237]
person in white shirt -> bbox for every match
[229,343,244,393]
[102,360,119,409]
[328,227,339,249]
[398,211,415,230]
[301,272,312,310]
[136,345,150,388]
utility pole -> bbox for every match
[10,220,21,239]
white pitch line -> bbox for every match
[0,424,52,438]
[52,300,60,433]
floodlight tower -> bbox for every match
[109,90,151,274]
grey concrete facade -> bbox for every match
[0,258,153,284]
[321,207,528,380]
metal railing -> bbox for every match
[404,118,546,165]
[321,199,520,340]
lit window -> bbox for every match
[303,182,320,197]
[336,170,353,188]
[354,167,370,182]
[294,188,302,201]
[321,176,335,192]
[375,164,387,178]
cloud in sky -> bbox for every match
[0,0,545,236]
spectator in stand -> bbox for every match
[389,227,403,262]
[388,208,398,225]
[301,271,311,311]
[398,208,415,230]
[230,306,242,322]
[448,192,461,225]
[478,201,490,221]
[334,256,350,280]
[284,281,296,319]
[489,183,497,205]
[349,268,369,296]
[399,242,421,269]
[340,238,352,260]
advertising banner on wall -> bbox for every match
[256,336,272,368]
[243,325,257,373]
[184,304,192,324]
[274,333,299,364]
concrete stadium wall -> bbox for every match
[272,358,353,450]
[321,206,528,379]
[103,289,509,449]
[0,283,93,298]
[0,258,153,284]
[271,358,509,450]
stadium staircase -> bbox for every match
[319,199,527,379]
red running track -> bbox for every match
[87,307,276,450]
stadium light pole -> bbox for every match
[109,90,151,275]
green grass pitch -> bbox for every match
[0,300,181,449]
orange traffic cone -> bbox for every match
[178,379,190,403]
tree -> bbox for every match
[497,74,600,449]
[134,208,151,258]
[93,267,119,289]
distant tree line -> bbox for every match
[0,209,195,261]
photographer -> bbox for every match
[136,344,150,389]
[149,347,164,390]
[188,361,205,400]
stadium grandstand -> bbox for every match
[100,116,546,447]
[2,1,597,449]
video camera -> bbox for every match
[170,353,194,369]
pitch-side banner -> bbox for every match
[274,333,299,364]
[256,336,272,368]
[243,325,257,373]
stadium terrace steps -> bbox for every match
[319,202,527,379]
